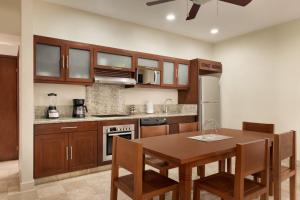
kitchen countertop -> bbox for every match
[34,112,198,125]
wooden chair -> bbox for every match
[193,139,270,200]
[140,125,177,200]
[273,131,297,200]
[179,122,206,178]
[226,122,275,174]
[178,122,198,133]
[110,136,179,200]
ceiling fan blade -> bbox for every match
[186,3,201,20]
[219,0,253,6]
[146,0,175,6]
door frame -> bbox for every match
[0,54,19,159]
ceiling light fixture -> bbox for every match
[166,14,176,21]
[210,28,219,35]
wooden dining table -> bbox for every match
[136,128,274,200]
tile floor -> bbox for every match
[0,160,298,200]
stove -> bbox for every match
[92,114,130,118]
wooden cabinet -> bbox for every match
[94,46,134,72]
[178,58,222,104]
[34,35,94,85]
[34,133,69,178]
[161,58,190,89]
[34,122,98,178]
[69,131,98,171]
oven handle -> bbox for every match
[108,132,133,136]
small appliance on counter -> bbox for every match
[46,93,60,119]
[146,101,154,114]
[73,99,88,118]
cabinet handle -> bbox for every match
[66,146,69,160]
[70,146,73,160]
[61,126,78,130]
[62,55,65,69]
[67,55,69,69]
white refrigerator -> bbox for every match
[199,76,221,130]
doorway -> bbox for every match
[0,55,19,193]
[0,55,18,161]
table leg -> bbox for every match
[179,164,193,200]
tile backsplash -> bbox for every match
[35,83,197,118]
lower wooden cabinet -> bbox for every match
[34,122,98,178]
[34,133,69,178]
[167,116,198,134]
[69,131,97,172]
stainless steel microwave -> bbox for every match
[136,68,160,85]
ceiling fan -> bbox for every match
[146,0,253,20]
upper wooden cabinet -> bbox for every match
[198,59,222,74]
[161,58,190,89]
[178,59,222,104]
[34,35,94,85]
[94,46,134,72]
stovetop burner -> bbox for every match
[92,114,130,118]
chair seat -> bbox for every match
[145,155,177,170]
[115,170,178,199]
[195,172,266,199]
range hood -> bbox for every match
[94,76,136,85]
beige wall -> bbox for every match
[32,0,212,106]
[0,0,20,35]
[0,33,20,56]
[214,19,300,160]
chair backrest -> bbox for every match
[179,122,198,133]
[140,124,169,138]
[234,139,269,198]
[273,131,296,172]
[111,136,143,198]
[242,121,274,134]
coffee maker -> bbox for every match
[73,99,88,118]
[46,93,60,119]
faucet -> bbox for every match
[163,98,173,113]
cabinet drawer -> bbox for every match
[166,116,197,124]
[35,121,98,135]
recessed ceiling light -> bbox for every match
[166,14,176,21]
[210,28,219,35]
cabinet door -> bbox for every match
[34,36,65,82]
[177,63,189,87]
[162,61,176,86]
[137,57,160,69]
[66,44,93,83]
[69,131,98,171]
[34,133,69,178]
[95,47,133,71]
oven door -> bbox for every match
[103,131,134,161]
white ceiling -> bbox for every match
[44,0,300,42]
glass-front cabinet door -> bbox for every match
[177,62,189,87]
[137,56,160,70]
[34,36,65,81]
[162,61,176,86]
[95,47,134,71]
[66,44,93,83]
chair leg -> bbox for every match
[159,169,168,200]
[197,165,205,178]
[226,158,232,173]
[290,175,296,200]
[218,160,226,172]
[193,182,200,200]
[110,184,118,200]
[274,180,281,200]
[172,189,179,200]
[269,181,274,196]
